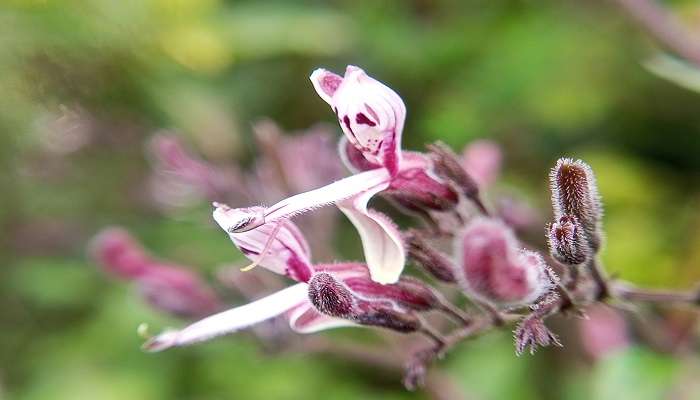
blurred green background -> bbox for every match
[2,0,700,399]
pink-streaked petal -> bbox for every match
[287,302,356,334]
[144,283,309,352]
[315,262,371,280]
[310,68,343,105]
[338,183,406,284]
[213,207,313,281]
[263,168,391,222]
[338,136,382,174]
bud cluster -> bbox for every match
[549,158,603,254]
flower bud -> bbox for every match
[427,141,480,199]
[307,272,422,334]
[148,134,235,201]
[547,214,591,265]
[404,229,456,283]
[90,228,221,319]
[311,66,405,175]
[340,137,458,213]
[462,139,502,187]
[514,315,562,356]
[455,218,553,307]
[549,158,603,252]
[344,276,441,312]
[307,272,357,318]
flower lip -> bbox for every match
[213,203,265,233]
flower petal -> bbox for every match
[143,283,309,352]
[287,302,356,334]
[263,168,391,222]
[337,183,406,284]
[213,206,314,281]
[310,68,343,105]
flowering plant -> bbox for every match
[91,66,700,391]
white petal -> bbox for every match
[338,182,406,284]
[263,168,391,222]
[310,68,343,106]
[144,283,309,351]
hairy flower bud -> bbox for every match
[404,229,457,283]
[311,65,405,175]
[455,218,554,307]
[307,272,422,333]
[427,141,480,199]
[307,272,357,318]
[548,214,590,265]
[549,158,603,252]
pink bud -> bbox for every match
[462,139,502,187]
[549,158,603,251]
[90,228,221,319]
[404,229,456,283]
[89,228,150,279]
[343,276,441,312]
[514,315,562,355]
[579,305,629,360]
[547,214,591,265]
[427,142,480,199]
[455,218,553,307]
[311,66,405,175]
[148,134,235,201]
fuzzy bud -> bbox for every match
[308,272,422,334]
[404,229,456,283]
[549,158,603,252]
[548,214,590,265]
[307,272,357,318]
[456,218,554,307]
[427,141,480,199]
[514,315,562,356]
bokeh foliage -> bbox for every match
[1,0,700,399]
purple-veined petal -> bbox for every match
[338,182,406,284]
[213,206,313,282]
[144,283,309,352]
[263,168,391,222]
[310,69,343,106]
[311,66,405,171]
[287,302,357,334]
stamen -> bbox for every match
[240,221,283,272]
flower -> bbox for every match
[143,206,445,351]
[310,65,405,176]
[455,218,554,307]
[90,227,222,319]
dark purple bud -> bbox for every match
[547,214,590,265]
[354,304,422,333]
[514,315,562,356]
[307,272,357,318]
[427,141,480,199]
[549,158,603,252]
[308,272,423,334]
[404,229,457,283]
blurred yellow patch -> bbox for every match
[160,24,232,74]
